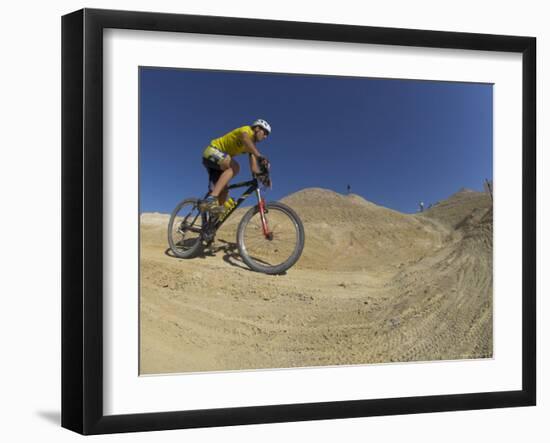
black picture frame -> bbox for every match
[61,8,536,435]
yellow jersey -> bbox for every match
[209,126,254,157]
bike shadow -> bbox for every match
[216,239,252,271]
[164,239,287,275]
[163,239,251,273]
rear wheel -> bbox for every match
[167,198,205,258]
[237,202,305,274]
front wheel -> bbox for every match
[167,198,205,258]
[237,202,305,274]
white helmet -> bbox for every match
[252,119,271,135]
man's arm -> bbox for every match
[241,131,262,158]
[249,154,261,175]
[241,131,264,174]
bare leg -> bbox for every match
[218,187,229,205]
[211,158,240,201]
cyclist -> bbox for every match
[199,119,271,214]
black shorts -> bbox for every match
[202,146,229,191]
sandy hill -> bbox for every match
[141,187,492,274]
[139,186,493,373]
[280,188,449,272]
[419,189,492,228]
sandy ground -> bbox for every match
[140,188,493,374]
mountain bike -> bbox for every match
[167,166,305,275]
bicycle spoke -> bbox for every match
[242,207,298,267]
[168,200,204,257]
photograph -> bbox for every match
[138,67,494,375]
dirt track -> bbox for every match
[140,188,492,374]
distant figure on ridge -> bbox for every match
[347,184,351,194]
[419,201,424,212]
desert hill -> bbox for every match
[419,188,492,228]
[279,188,452,272]
[139,187,493,373]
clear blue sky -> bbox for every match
[139,67,492,214]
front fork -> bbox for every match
[201,212,215,243]
[256,188,272,239]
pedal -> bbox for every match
[203,232,215,243]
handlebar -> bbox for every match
[254,158,272,188]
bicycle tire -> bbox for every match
[167,198,205,258]
[237,201,305,274]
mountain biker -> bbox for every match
[199,119,271,214]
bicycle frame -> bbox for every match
[202,177,269,234]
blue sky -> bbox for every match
[139,67,492,214]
